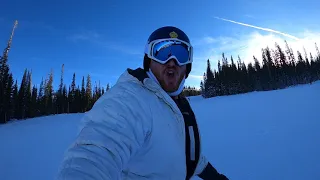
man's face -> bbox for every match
[150,58,187,93]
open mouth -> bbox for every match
[166,70,175,77]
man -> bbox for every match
[56,26,228,180]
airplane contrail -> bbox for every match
[214,16,300,41]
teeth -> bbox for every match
[166,69,175,76]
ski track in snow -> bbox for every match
[1,81,320,180]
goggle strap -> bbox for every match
[144,43,149,55]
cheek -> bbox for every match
[150,63,163,79]
[179,67,187,76]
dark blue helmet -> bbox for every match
[147,26,191,44]
[144,26,192,78]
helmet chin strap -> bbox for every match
[146,68,185,97]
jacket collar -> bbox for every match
[126,68,183,115]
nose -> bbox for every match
[166,58,178,67]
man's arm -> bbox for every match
[56,90,151,180]
[193,152,228,180]
[198,162,229,180]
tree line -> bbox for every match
[182,86,201,97]
[201,41,320,98]
[0,58,111,123]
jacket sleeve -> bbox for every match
[194,153,228,180]
[55,90,152,180]
[197,162,229,180]
[194,152,209,176]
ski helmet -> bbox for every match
[143,26,192,78]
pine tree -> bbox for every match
[247,62,256,90]
[253,56,262,90]
[25,71,32,118]
[67,85,71,113]
[315,43,320,79]
[0,53,12,123]
[86,75,92,110]
[284,40,296,85]
[17,69,28,119]
[93,81,98,103]
[230,55,239,94]
[237,56,247,92]
[70,73,76,113]
[98,81,102,99]
[315,43,320,60]
[303,47,312,83]
[57,64,65,114]
[62,84,68,113]
[201,73,207,97]
[263,47,275,90]
[37,78,45,116]
[106,83,110,91]
[220,53,230,95]
[4,73,13,122]
[303,47,310,67]
[81,76,86,112]
[204,59,215,97]
[200,80,204,96]
[30,85,38,118]
[275,43,288,88]
[309,52,318,82]
[75,85,81,113]
[12,80,18,119]
[242,61,250,92]
[0,20,18,123]
[45,69,54,115]
[272,48,280,68]
[284,40,295,63]
[296,51,305,84]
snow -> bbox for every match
[0,114,84,180]
[1,81,320,180]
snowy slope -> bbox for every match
[189,81,320,180]
[1,81,320,180]
[0,114,84,180]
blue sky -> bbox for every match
[1,0,320,89]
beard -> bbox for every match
[149,59,187,94]
[158,68,185,93]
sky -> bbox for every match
[1,0,320,89]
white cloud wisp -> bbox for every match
[214,16,300,41]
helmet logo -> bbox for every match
[169,31,178,38]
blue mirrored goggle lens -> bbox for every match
[152,41,190,64]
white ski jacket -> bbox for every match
[56,68,208,180]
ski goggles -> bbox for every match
[144,38,193,66]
